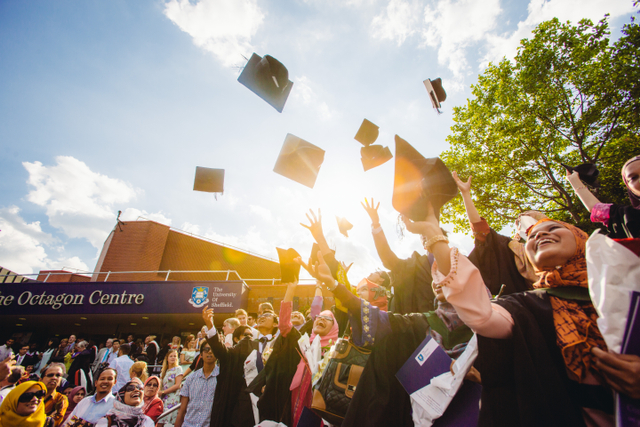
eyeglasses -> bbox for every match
[258,313,275,319]
[315,315,334,322]
[124,384,143,392]
[18,390,46,403]
[45,373,62,378]
[201,347,213,353]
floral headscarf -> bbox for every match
[103,380,148,427]
[527,219,607,382]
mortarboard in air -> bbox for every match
[354,119,393,171]
[273,134,325,188]
[561,162,600,187]
[193,167,225,195]
[392,135,458,221]
[336,216,353,237]
[277,247,301,283]
[423,78,446,114]
[238,53,293,113]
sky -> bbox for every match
[0,0,635,285]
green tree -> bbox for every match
[442,15,639,234]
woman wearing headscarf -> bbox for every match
[244,279,336,427]
[0,380,51,427]
[305,247,480,427]
[141,376,163,423]
[94,380,153,427]
[61,387,85,425]
[568,155,640,238]
[404,203,619,426]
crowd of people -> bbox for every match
[0,156,639,427]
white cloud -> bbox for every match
[23,156,139,250]
[249,205,273,222]
[371,0,423,45]
[120,208,173,226]
[0,206,89,274]
[290,76,338,121]
[481,0,635,68]
[163,0,265,67]
[420,0,502,84]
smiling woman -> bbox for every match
[0,381,48,427]
[95,380,154,427]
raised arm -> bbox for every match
[361,198,400,270]
[566,170,601,212]
[201,307,230,363]
[300,209,333,257]
[452,172,481,224]
[401,204,451,276]
[279,280,298,337]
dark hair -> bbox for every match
[377,271,391,289]
[120,343,131,355]
[7,367,23,384]
[199,340,211,352]
[233,326,252,342]
[97,366,118,380]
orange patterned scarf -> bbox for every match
[528,219,607,382]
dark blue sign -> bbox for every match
[0,280,248,315]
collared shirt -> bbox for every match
[15,353,28,366]
[109,355,134,393]
[0,344,13,361]
[179,365,220,427]
[106,350,118,365]
[63,392,115,425]
[0,384,16,405]
[44,390,69,426]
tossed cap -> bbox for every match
[561,162,600,187]
[423,78,446,113]
[361,145,393,171]
[277,247,301,283]
[336,216,353,237]
[193,167,225,194]
[392,135,458,221]
[354,119,393,171]
[354,119,379,146]
[273,134,325,188]
[238,53,294,113]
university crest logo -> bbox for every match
[188,286,209,308]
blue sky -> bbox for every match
[0,0,635,284]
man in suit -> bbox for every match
[15,345,34,368]
[203,307,278,427]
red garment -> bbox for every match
[470,218,491,242]
[143,397,164,423]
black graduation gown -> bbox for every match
[67,348,95,392]
[247,320,313,426]
[467,228,531,296]
[208,334,259,427]
[390,252,437,314]
[341,313,431,427]
[475,291,613,427]
[607,204,640,238]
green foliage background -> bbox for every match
[441,15,639,234]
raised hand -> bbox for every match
[361,198,380,225]
[0,355,15,382]
[401,203,441,240]
[297,251,335,289]
[202,306,214,330]
[300,209,325,243]
[452,171,472,194]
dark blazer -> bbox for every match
[208,334,259,427]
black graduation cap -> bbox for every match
[193,167,225,195]
[238,53,293,113]
[336,216,353,237]
[277,247,301,283]
[354,119,393,171]
[273,134,325,188]
[392,135,458,221]
[423,78,446,113]
[309,242,320,268]
[561,163,600,187]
